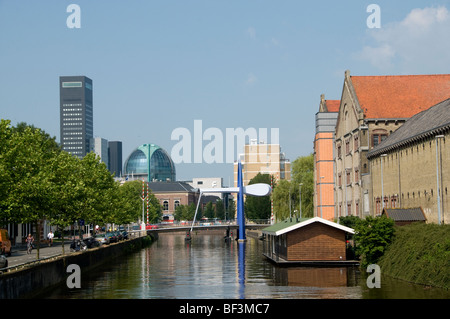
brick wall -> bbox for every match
[286,223,346,261]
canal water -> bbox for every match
[42,232,449,299]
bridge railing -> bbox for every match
[158,219,271,228]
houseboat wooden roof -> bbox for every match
[262,217,355,236]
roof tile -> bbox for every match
[351,74,450,119]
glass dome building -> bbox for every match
[124,144,176,182]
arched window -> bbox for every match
[163,200,169,211]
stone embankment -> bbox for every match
[0,234,154,299]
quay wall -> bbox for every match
[0,235,154,299]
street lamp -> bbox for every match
[380,154,387,212]
[436,135,444,225]
[299,183,303,218]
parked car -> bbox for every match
[84,236,100,248]
[106,232,117,243]
[114,231,123,241]
[0,255,8,269]
[95,233,110,245]
[0,229,12,256]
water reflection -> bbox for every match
[40,232,450,299]
[273,267,356,287]
[238,241,245,299]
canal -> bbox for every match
[41,231,449,299]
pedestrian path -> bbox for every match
[5,241,74,268]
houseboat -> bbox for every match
[262,217,358,266]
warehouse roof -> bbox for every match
[367,98,450,158]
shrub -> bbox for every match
[354,215,395,268]
[378,223,450,289]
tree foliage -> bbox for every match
[271,153,314,221]
[174,202,197,221]
[354,215,395,268]
[245,173,272,220]
[0,120,152,245]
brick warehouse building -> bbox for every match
[368,98,450,224]
[334,70,450,219]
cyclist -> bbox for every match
[26,234,34,254]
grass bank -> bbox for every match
[378,223,450,289]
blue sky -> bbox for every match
[1,1,450,183]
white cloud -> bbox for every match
[355,6,450,73]
[357,44,395,70]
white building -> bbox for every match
[90,137,109,168]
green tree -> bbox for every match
[174,202,197,221]
[174,204,186,221]
[74,153,116,231]
[215,199,225,220]
[0,120,13,225]
[271,179,291,221]
[354,216,395,268]
[227,196,235,220]
[245,173,272,220]
[339,215,361,229]
[47,150,83,254]
[115,180,145,225]
[0,120,160,257]
[204,201,215,219]
[290,154,314,217]
[0,123,60,258]
[272,154,314,222]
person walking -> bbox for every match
[26,234,34,254]
[47,230,54,247]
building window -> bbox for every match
[338,173,342,187]
[354,168,359,183]
[375,197,381,215]
[354,135,359,150]
[345,139,351,155]
[174,200,180,209]
[347,203,352,215]
[62,81,82,88]
[163,200,169,211]
[337,145,342,158]
[391,195,397,208]
[346,171,351,185]
[373,134,387,148]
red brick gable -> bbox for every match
[351,74,450,119]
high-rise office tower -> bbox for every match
[59,76,93,158]
[108,141,123,177]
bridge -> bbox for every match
[144,220,271,235]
